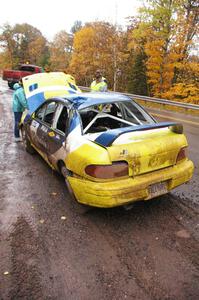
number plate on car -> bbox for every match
[146,182,167,200]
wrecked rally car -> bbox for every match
[21,77,194,207]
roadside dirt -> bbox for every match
[0,83,199,300]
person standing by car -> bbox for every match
[90,70,108,92]
[12,81,28,142]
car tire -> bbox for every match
[21,127,36,154]
[8,82,14,89]
[60,164,76,199]
[60,163,91,214]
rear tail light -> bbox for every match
[85,162,128,179]
[176,147,187,163]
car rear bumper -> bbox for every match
[68,159,194,208]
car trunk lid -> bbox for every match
[88,122,188,176]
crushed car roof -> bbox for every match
[62,92,132,109]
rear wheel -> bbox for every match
[21,127,36,154]
[59,162,91,213]
[60,164,76,200]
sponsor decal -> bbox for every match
[32,120,39,128]
[48,131,55,137]
[41,125,48,133]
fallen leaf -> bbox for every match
[51,192,57,196]
[39,219,45,224]
[61,216,66,220]
[4,271,9,275]
[175,229,190,239]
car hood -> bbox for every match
[23,72,81,114]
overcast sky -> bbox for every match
[0,0,140,40]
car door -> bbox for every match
[45,104,69,167]
[28,102,46,150]
[29,100,58,158]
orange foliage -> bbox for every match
[28,36,47,65]
[69,22,123,87]
[49,31,72,71]
[163,83,199,104]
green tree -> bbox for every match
[127,52,148,95]
[126,17,149,95]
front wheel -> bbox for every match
[21,127,36,154]
[8,81,15,89]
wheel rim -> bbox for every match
[61,166,68,178]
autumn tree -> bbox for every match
[163,0,199,103]
[69,21,126,88]
[130,0,199,101]
[49,30,73,71]
[171,0,199,84]
[28,36,49,66]
[0,24,16,68]
[0,23,49,68]
[138,0,179,96]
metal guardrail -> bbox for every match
[79,86,199,111]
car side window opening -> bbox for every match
[122,102,153,124]
[20,66,35,72]
[80,101,155,134]
[56,106,68,134]
[35,104,46,121]
[43,101,58,126]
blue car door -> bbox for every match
[45,104,69,167]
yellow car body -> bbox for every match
[22,77,194,208]
[67,134,193,207]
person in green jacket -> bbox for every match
[90,70,108,92]
[12,82,28,142]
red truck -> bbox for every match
[2,64,43,89]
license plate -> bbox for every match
[146,182,167,200]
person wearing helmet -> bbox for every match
[90,70,108,92]
[12,82,28,142]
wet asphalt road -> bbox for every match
[0,79,199,300]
